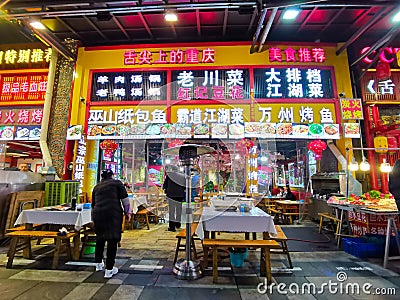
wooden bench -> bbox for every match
[318,212,341,236]
[270,225,293,269]
[134,208,150,230]
[6,230,78,269]
[6,224,42,233]
[173,222,201,264]
[202,238,280,284]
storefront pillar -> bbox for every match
[378,154,389,193]
[363,105,379,190]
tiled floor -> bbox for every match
[0,222,399,299]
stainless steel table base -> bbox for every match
[173,258,203,280]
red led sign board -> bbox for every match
[0,73,48,102]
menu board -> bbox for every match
[244,122,340,139]
[66,125,83,140]
[228,124,244,139]
[343,123,361,138]
[211,123,228,139]
[0,126,14,140]
[86,121,341,140]
[193,123,210,138]
[14,126,41,140]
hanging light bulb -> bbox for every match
[359,156,370,171]
[348,158,359,171]
[380,159,392,173]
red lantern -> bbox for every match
[100,140,118,158]
[236,138,254,155]
[387,136,397,154]
[307,140,327,160]
[376,61,391,81]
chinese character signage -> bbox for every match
[0,47,51,68]
[254,67,334,99]
[340,98,363,120]
[0,108,43,125]
[0,74,48,102]
[73,138,86,187]
[361,71,400,103]
[254,103,336,124]
[123,48,216,65]
[91,71,167,102]
[171,69,250,101]
[268,47,326,63]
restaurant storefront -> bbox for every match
[358,46,400,193]
[0,44,51,171]
[68,42,354,198]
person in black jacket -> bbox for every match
[285,185,297,201]
[389,160,400,211]
[92,169,131,278]
[163,165,185,232]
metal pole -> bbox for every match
[185,165,192,262]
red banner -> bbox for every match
[0,73,48,102]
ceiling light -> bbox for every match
[282,9,300,20]
[165,11,178,22]
[348,158,359,171]
[380,159,392,173]
[29,21,46,30]
[359,157,370,172]
[392,11,400,22]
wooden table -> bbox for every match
[196,207,277,278]
[275,200,303,224]
[14,207,92,260]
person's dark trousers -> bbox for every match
[168,197,183,230]
[95,237,119,270]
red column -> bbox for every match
[378,154,389,193]
[363,105,379,190]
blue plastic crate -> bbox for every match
[342,237,384,259]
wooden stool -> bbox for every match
[173,222,200,264]
[270,225,293,269]
[134,209,150,230]
[318,212,341,236]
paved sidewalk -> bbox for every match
[0,223,399,299]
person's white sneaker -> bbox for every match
[104,267,118,278]
[95,261,104,272]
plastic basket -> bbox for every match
[45,181,80,206]
[342,237,384,258]
[229,248,248,267]
[83,241,96,255]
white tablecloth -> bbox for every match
[129,195,147,214]
[210,198,256,208]
[195,206,276,239]
[15,207,92,231]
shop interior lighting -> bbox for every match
[29,21,46,30]
[282,9,300,20]
[392,11,400,22]
[234,154,241,160]
[164,11,178,22]
[165,158,171,164]
[348,158,359,171]
[380,159,392,173]
[359,156,370,172]
[260,156,268,162]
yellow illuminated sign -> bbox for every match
[0,48,52,66]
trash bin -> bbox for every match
[83,241,96,255]
[229,247,248,267]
